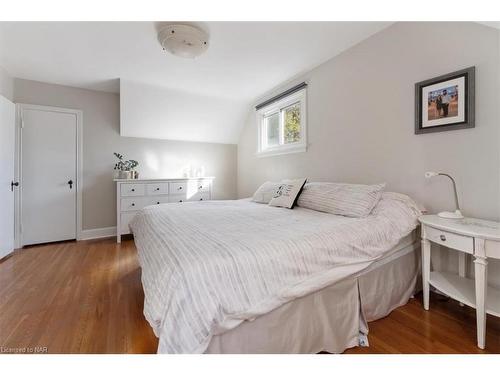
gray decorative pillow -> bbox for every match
[252,181,281,204]
[268,178,307,209]
[297,182,386,217]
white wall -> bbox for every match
[14,78,237,231]
[237,22,500,286]
[0,65,13,101]
[239,22,500,220]
[120,80,248,144]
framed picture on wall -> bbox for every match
[415,66,475,134]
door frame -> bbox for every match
[14,103,83,248]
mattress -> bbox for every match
[131,192,421,353]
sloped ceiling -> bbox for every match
[0,21,392,143]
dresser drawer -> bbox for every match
[121,197,148,212]
[189,179,211,193]
[169,195,187,203]
[170,182,187,194]
[120,183,145,197]
[187,192,210,202]
[120,212,137,234]
[146,183,169,196]
[425,226,473,254]
[146,196,169,206]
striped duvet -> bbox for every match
[130,192,420,353]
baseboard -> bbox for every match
[79,226,116,241]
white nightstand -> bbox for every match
[419,215,500,349]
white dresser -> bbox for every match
[115,177,214,243]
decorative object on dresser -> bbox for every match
[424,171,463,219]
[113,152,139,179]
[115,177,214,243]
[415,66,475,134]
[419,214,500,349]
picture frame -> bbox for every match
[415,66,475,134]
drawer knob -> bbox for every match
[440,234,446,241]
[157,201,160,204]
[200,198,203,201]
[179,186,183,190]
[179,199,183,202]
[131,188,135,192]
[131,203,135,206]
[199,186,203,189]
[156,187,160,191]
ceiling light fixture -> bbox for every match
[158,24,209,59]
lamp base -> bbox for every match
[438,210,464,219]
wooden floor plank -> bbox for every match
[0,238,498,354]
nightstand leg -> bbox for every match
[474,255,488,349]
[458,252,467,306]
[422,238,431,310]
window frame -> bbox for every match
[256,88,307,157]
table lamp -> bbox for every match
[424,171,464,219]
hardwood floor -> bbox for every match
[0,238,499,354]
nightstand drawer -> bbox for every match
[486,240,500,258]
[426,226,473,254]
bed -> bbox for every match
[130,191,421,354]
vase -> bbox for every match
[118,170,131,179]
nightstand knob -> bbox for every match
[156,188,160,191]
[131,203,135,206]
[440,234,446,241]
[131,189,135,192]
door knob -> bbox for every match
[68,180,73,189]
[11,181,19,191]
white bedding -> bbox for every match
[130,192,420,353]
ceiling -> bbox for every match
[0,21,392,100]
[0,21,392,143]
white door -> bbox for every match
[0,96,15,258]
[20,106,78,246]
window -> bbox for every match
[256,87,306,157]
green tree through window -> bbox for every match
[284,103,301,144]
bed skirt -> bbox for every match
[205,238,420,354]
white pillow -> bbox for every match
[252,181,281,204]
[268,178,307,209]
[297,182,385,217]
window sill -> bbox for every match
[256,144,307,158]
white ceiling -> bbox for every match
[0,21,392,100]
[0,21,392,143]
